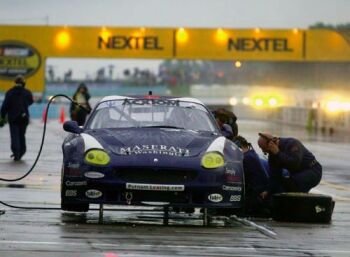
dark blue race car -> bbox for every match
[61,95,244,213]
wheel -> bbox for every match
[61,201,89,212]
[272,192,335,223]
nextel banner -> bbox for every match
[98,35,164,50]
[227,37,293,52]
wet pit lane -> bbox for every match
[0,120,350,257]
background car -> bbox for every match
[61,95,244,213]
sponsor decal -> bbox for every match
[208,193,223,203]
[0,41,41,79]
[119,144,189,156]
[65,181,87,187]
[67,162,80,169]
[123,98,179,106]
[126,183,184,192]
[141,202,170,206]
[225,167,236,175]
[64,167,82,177]
[222,185,242,192]
[98,35,164,50]
[84,171,105,179]
[230,195,241,202]
[227,37,293,52]
[65,190,77,197]
[85,189,102,199]
[315,205,326,213]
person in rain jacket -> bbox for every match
[0,75,33,161]
[70,83,91,126]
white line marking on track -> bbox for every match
[1,240,350,254]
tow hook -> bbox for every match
[125,192,133,205]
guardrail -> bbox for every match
[263,106,350,134]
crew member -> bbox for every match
[257,133,322,193]
[0,75,33,161]
[234,135,270,215]
[70,83,91,126]
[213,108,238,139]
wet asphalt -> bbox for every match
[0,119,350,257]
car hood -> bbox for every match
[85,128,217,157]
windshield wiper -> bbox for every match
[139,125,185,129]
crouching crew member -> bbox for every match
[257,133,322,193]
[234,136,270,216]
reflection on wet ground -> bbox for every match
[60,207,235,227]
[1,120,350,256]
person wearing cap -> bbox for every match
[233,135,270,216]
[257,133,322,194]
[0,75,33,161]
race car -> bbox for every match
[61,95,244,213]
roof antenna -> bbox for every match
[148,91,152,95]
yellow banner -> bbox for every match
[306,30,350,61]
[46,26,174,58]
[0,25,350,93]
[175,28,304,61]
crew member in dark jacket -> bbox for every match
[0,75,33,161]
[258,133,322,193]
[70,83,91,126]
[234,135,270,215]
[213,108,238,139]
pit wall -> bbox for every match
[191,84,350,134]
[233,105,350,134]
[271,107,350,133]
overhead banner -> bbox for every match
[175,28,304,61]
[46,27,174,59]
[0,25,349,92]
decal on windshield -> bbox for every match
[123,99,180,106]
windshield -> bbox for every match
[86,98,218,132]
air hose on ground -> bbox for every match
[0,94,88,211]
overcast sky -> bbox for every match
[1,0,349,28]
[1,0,349,79]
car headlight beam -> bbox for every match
[201,152,225,169]
[85,149,110,166]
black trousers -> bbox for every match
[71,108,88,126]
[9,118,28,159]
[291,163,322,192]
[270,163,322,193]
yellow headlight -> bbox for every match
[85,149,110,166]
[201,152,225,169]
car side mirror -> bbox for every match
[63,120,83,134]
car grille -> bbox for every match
[114,168,197,183]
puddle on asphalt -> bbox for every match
[60,209,243,227]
